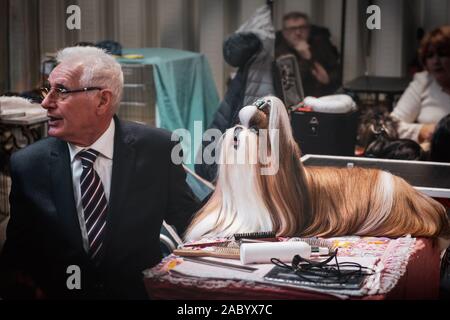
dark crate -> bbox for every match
[291,110,359,156]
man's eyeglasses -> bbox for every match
[40,86,102,100]
[283,25,310,32]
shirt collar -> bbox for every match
[68,119,115,163]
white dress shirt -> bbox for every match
[67,119,115,252]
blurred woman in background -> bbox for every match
[391,25,450,144]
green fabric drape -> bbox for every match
[118,48,220,168]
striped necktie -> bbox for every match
[78,149,108,263]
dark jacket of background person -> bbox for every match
[430,113,450,162]
[195,6,277,182]
[275,26,341,97]
[0,118,199,299]
[194,33,261,182]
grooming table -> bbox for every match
[301,154,450,199]
[143,238,441,300]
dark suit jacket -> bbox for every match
[0,117,199,299]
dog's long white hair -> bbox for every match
[184,96,450,243]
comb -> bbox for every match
[233,231,277,241]
[288,237,334,252]
[183,240,231,248]
[173,246,240,259]
[215,241,240,248]
[181,257,257,273]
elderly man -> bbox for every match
[275,11,341,97]
[0,46,199,299]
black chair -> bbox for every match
[159,165,214,256]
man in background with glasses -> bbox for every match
[0,46,199,299]
[275,11,341,97]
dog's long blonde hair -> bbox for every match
[184,96,450,241]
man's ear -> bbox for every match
[97,90,113,115]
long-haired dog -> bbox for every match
[184,96,450,247]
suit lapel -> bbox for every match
[102,117,136,264]
[50,140,85,255]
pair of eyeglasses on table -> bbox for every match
[270,249,376,287]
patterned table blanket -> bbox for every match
[144,236,419,299]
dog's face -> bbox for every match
[238,98,272,131]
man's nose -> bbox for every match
[41,94,55,110]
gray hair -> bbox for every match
[56,46,123,112]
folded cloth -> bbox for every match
[303,94,357,114]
